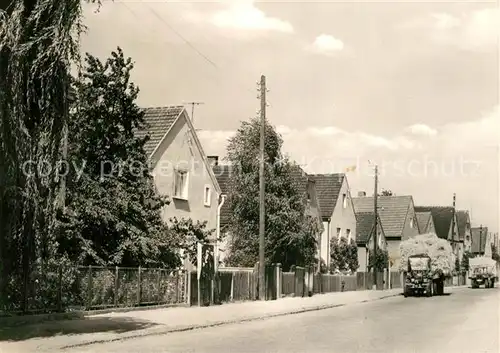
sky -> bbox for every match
[81,0,500,233]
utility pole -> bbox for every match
[479,224,483,256]
[373,165,378,290]
[183,102,204,125]
[258,75,266,301]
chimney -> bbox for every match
[358,191,366,197]
[452,193,456,209]
[207,156,219,167]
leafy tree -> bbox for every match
[455,257,460,273]
[0,0,100,311]
[492,244,500,262]
[368,248,389,272]
[224,117,319,271]
[167,217,215,266]
[329,237,358,274]
[58,48,178,268]
[379,189,393,196]
[461,252,470,272]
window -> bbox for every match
[342,194,347,208]
[204,185,211,207]
[336,227,341,242]
[346,229,351,242]
[307,192,311,202]
[410,218,413,228]
[173,169,188,199]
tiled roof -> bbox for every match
[471,227,488,254]
[456,210,470,241]
[414,206,454,240]
[289,164,310,197]
[353,195,413,239]
[356,212,375,245]
[212,165,234,227]
[310,174,344,219]
[415,211,432,234]
[135,106,184,156]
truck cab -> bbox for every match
[404,254,434,297]
[469,257,497,289]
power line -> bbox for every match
[145,6,218,69]
[121,2,274,106]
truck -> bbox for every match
[469,257,498,289]
[403,254,445,297]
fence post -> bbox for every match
[114,266,119,307]
[57,266,62,312]
[86,265,92,310]
[186,269,191,306]
[137,266,142,306]
[276,263,281,299]
[230,273,235,301]
[157,269,162,304]
[176,270,180,304]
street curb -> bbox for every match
[60,292,401,349]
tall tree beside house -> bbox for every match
[368,248,389,272]
[461,252,471,273]
[454,257,460,274]
[379,189,394,196]
[0,0,100,310]
[329,237,359,274]
[492,244,500,262]
[224,117,319,271]
[57,48,179,268]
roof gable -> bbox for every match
[414,206,454,240]
[456,210,470,241]
[356,212,375,245]
[137,105,221,194]
[353,195,413,238]
[136,106,183,157]
[415,211,432,234]
[310,173,344,219]
[356,211,385,245]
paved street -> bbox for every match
[59,287,499,353]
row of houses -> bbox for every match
[140,105,496,271]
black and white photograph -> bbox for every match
[0,0,499,352]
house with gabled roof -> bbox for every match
[212,162,323,266]
[356,212,387,272]
[136,106,223,248]
[456,210,472,253]
[415,211,436,234]
[353,195,419,270]
[310,174,357,270]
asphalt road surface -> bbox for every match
[64,287,499,353]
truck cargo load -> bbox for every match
[398,233,454,277]
[399,233,453,297]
